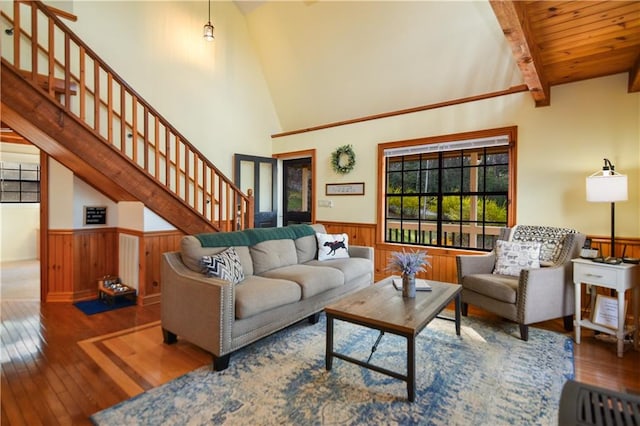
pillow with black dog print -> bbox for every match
[316,232,350,261]
[200,247,244,284]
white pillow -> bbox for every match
[493,240,541,276]
[316,232,350,261]
[200,247,245,284]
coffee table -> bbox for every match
[324,275,461,402]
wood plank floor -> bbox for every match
[1,300,639,425]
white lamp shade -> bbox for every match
[586,174,628,202]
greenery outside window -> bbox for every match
[380,127,516,251]
[0,162,41,203]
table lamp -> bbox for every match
[585,158,628,260]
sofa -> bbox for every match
[161,224,374,370]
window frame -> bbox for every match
[0,161,41,203]
[376,126,517,252]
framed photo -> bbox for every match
[325,182,365,196]
[592,294,627,330]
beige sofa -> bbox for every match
[161,224,374,370]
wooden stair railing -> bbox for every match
[0,0,253,232]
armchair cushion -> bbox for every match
[509,225,577,266]
[493,240,541,276]
[462,273,518,304]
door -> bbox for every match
[283,157,312,225]
[234,154,277,228]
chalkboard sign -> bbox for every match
[84,206,107,225]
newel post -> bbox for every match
[246,188,254,229]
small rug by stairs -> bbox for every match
[74,298,136,315]
[91,312,574,425]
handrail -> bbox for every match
[1,0,253,231]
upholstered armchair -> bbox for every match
[456,225,586,341]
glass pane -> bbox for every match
[239,161,254,194]
[387,172,403,192]
[21,192,39,202]
[402,171,421,193]
[402,195,419,219]
[420,156,438,169]
[484,165,509,191]
[442,168,461,192]
[419,196,438,220]
[403,158,420,171]
[483,195,508,224]
[386,195,402,219]
[387,158,403,172]
[259,163,272,212]
[442,195,462,220]
[420,170,439,193]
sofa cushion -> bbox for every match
[304,257,371,283]
[462,273,519,304]
[493,240,541,276]
[316,232,349,261]
[200,247,244,284]
[250,239,298,275]
[181,236,253,276]
[235,275,302,319]
[261,265,344,299]
[295,234,318,263]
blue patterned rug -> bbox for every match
[91,312,573,425]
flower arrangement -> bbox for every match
[386,249,430,276]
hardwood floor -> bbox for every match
[1,300,639,425]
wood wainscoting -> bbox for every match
[140,230,184,305]
[45,228,183,304]
[317,221,640,313]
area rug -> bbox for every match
[91,313,574,425]
[74,298,136,315]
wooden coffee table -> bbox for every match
[324,276,461,402]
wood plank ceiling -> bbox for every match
[2,1,639,145]
[491,1,640,106]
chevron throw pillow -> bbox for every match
[201,247,245,284]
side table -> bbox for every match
[572,258,639,357]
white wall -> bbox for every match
[0,143,40,262]
[68,1,280,178]
[273,74,640,239]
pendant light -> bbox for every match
[203,0,214,41]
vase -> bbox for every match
[402,273,416,298]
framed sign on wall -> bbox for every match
[325,182,365,196]
[84,206,107,225]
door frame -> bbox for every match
[233,154,278,228]
[273,149,316,225]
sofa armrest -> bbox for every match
[161,252,235,357]
[518,264,573,324]
[349,245,374,261]
[456,252,496,283]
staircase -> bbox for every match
[1,0,253,235]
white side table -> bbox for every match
[572,258,639,357]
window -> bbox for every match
[381,128,515,251]
[0,162,41,203]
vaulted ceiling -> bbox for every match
[241,0,640,131]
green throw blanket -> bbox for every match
[195,224,316,247]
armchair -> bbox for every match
[457,226,586,341]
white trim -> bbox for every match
[384,135,509,158]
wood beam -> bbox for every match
[629,53,640,93]
[490,1,550,107]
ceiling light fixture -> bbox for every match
[203,0,214,41]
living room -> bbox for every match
[1,0,639,424]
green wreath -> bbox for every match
[331,144,356,174]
